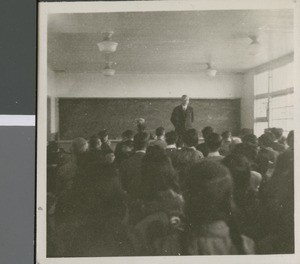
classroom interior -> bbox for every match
[45,8,295,257]
[47,9,294,150]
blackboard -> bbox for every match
[58,98,241,140]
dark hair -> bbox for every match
[232,143,258,163]
[165,131,178,145]
[239,128,253,138]
[242,134,258,146]
[98,129,108,140]
[271,127,283,140]
[184,160,246,254]
[222,131,231,139]
[222,154,252,208]
[137,123,147,133]
[134,132,150,151]
[201,126,213,139]
[156,126,165,137]
[287,130,294,149]
[258,132,275,148]
[206,132,222,152]
[89,135,101,150]
[121,129,134,140]
[140,145,178,200]
[123,139,134,149]
[183,129,199,147]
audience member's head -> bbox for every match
[258,132,275,148]
[222,154,251,207]
[141,145,177,200]
[222,131,232,141]
[287,130,294,149]
[156,126,165,139]
[71,137,89,162]
[232,143,258,164]
[105,152,115,164]
[121,129,134,141]
[206,132,222,153]
[239,128,253,138]
[136,118,147,133]
[98,129,109,143]
[201,126,214,140]
[242,134,258,146]
[271,127,284,141]
[185,160,232,226]
[89,135,102,151]
[134,132,150,151]
[165,131,178,146]
[183,129,199,147]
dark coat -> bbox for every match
[170,105,194,135]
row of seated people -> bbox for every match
[47,126,294,257]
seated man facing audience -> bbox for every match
[205,132,225,161]
[196,126,213,157]
[173,129,204,190]
[151,126,167,149]
[119,132,150,199]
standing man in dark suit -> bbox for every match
[171,95,194,144]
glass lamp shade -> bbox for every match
[103,67,115,76]
[206,68,217,77]
[97,41,118,53]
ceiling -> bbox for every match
[48,9,294,74]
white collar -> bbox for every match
[207,151,221,157]
[166,144,177,149]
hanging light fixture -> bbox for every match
[206,63,217,77]
[102,61,115,76]
[97,31,118,53]
[248,35,261,56]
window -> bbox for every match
[254,62,294,137]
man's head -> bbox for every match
[134,132,150,151]
[181,95,190,107]
[121,129,134,141]
[165,131,178,146]
[271,127,284,140]
[201,126,214,140]
[206,132,222,153]
[98,129,109,143]
[89,135,101,150]
[221,131,232,141]
[156,126,165,139]
[183,129,199,147]
[71,137,89,155]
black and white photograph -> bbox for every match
[37,1,299,263]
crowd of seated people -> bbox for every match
[46,125,294,257]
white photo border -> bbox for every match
[37,1,300,263]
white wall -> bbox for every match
[241,72,255,130]
[53,72,243,98]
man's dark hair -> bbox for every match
[221,131,231,139]
[201,126,214,140]
[258,132,275,148]
[122,129,134,140]
[134,132,150,151]
[206,132,222,152]
[156,127,165,137]
[242,134,258,146]
[271,127,283,140]
[165,131,178,145]
[183,129,199,147]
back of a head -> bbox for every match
[185,160,232,225]
[258,132,275,148]
[122,129,134,140]
[71,137,88,155]
[183,129,199,147]
[165,131,178,145]
[202,126,213,140]
[271,127,283,140]
[141,145,176,199]
[156,126,165,137]
[233,142,258,162]
[242,134,258,146]
[134,132,150,151]
[206,132,222,152]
